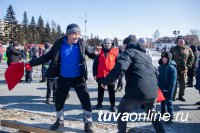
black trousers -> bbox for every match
[118,97,166,133]
[187,66,195,85]
[55,76,92,112]
[46,78,57,100]
[97,83,115,107]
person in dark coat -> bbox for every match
[158,52,177,123]
[93,38,119,112]
[195,61,200,109]
[28,23,96,132]
[39,43,51,82]
[101,35,166,133]
[187,43,199,87]
[6,40,21,66]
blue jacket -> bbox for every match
[158,59,177,98]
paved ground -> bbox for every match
[0,60,200,133]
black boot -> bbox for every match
[177,96,186,102]
[93,103,102,110]
[110,106,116,112]
[45,98,50,104]
[165,115,173,124]
[50,119,64,130]
[84,123,93,133]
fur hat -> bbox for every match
[161,51,172,60]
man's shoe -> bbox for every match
[195,101,200,105]
[172,98,176,101]
[50,119,64,130]
[46,98,50,104]
[93,104,102,110]
[84,123,93,133]
[165,116,173,124]
[110,106,116,112]
[177,97,186,102]
[188,84,193,87]
[39,80,45,83]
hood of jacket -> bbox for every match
[125,42,146,53]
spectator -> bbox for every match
[187,43,199,87]
[170,36,194,102]
[195,61,200,109]
[0,52,2,63]
[158,52,177,123]
[6,39,21,66]
[93,38,119,112]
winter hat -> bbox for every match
[161,51,172,60]
[44,43,50,49]
[66,23,81,35]
[138,37,145,44]
[176,35,185,43]
[123,35,137,45]
[103,38,112,44]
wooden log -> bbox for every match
[1,120,58,133]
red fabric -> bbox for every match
[97,48,119,78]
[157,87,165,103]
[5,62,24,91]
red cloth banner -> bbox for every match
[4,62,24,91]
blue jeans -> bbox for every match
[118,97,166,133]
[161,91,174,116]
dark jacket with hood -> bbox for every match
[29,36,95,79]
[101,42,158,100]
[158,52,177,98]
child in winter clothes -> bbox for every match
[158,51,177,123]
[25,61,32,83]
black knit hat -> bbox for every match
[66,23,81,35]
[123,35,137,45]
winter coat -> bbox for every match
[29,37,95,79]
[7,46,21,66]
[190,45,199,71]
[158,57,177,99]
[101,43,158,100]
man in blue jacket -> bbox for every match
[28,23,95,133]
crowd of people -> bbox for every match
[4,23,200,133]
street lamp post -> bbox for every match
[78,13,87,40]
